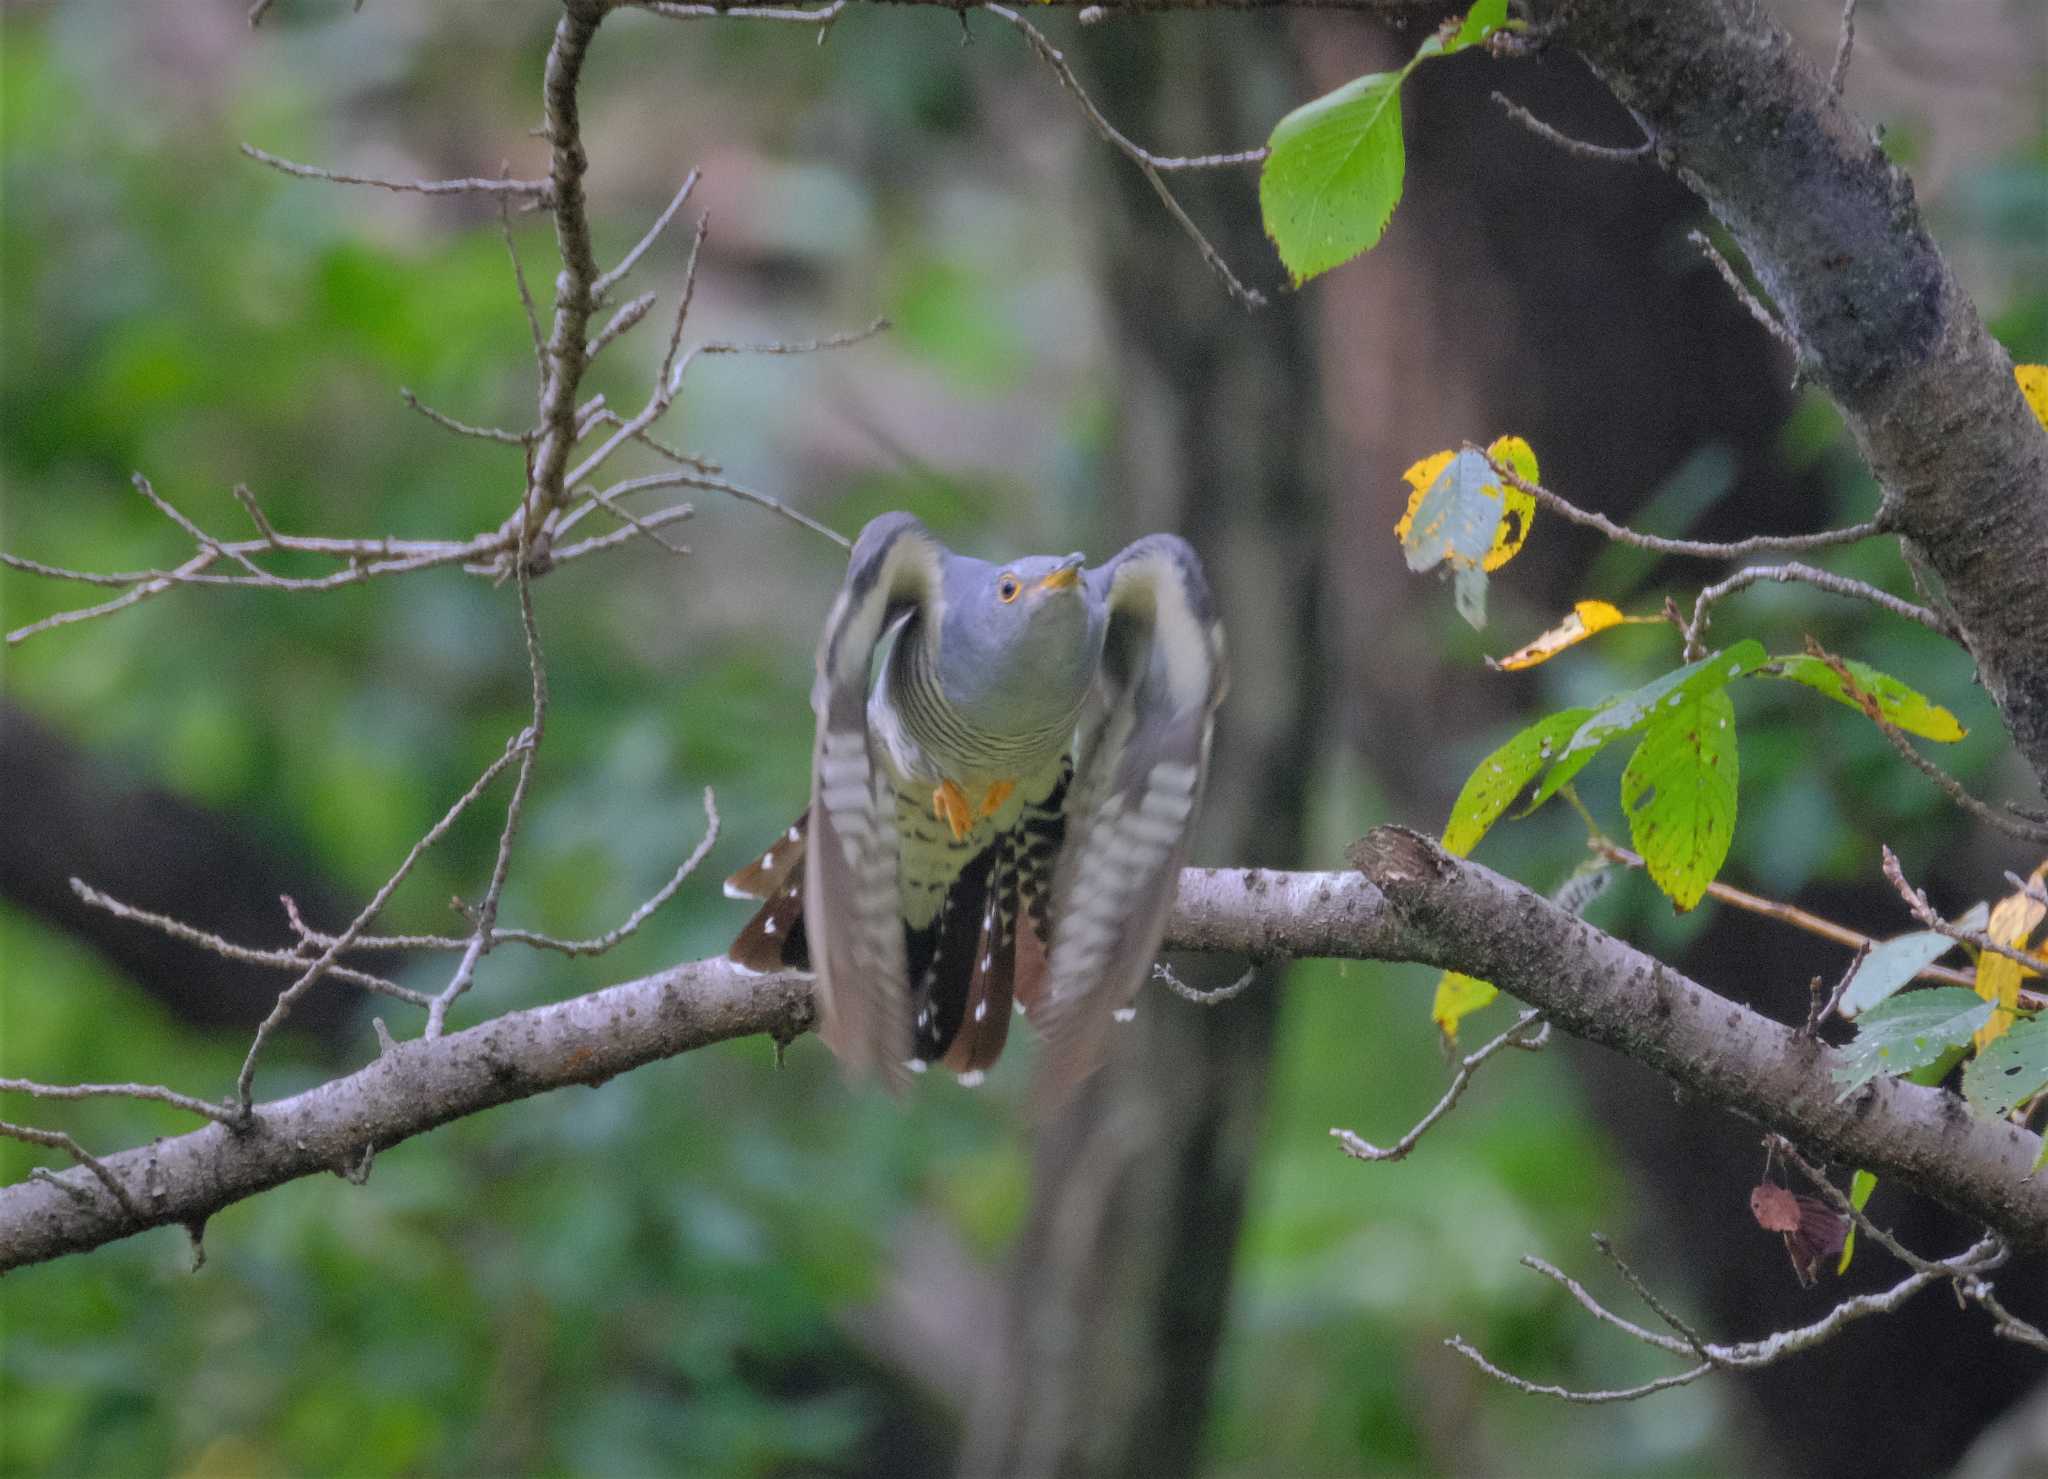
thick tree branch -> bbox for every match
[7,838,2043,1271]
[1526,0,2048,793]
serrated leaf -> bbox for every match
[1767,653,1966,742]
[1431,970,1497,1043]
[1260,70,1406,284]
[1973,862,2046,1051]
[1962,1015,2048,1118]
[1524,640,1768,813]
[1840,929,1965,1017]
[1837,1169,1878,1275]
[2018,364,2048,430]
[1442,707,1593,855]
[1621,686,1738,911]
[1450,0,1508,50]
[1832,988,1996,1099]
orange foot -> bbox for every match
[976,779,1015,820]
[932,780,974,842]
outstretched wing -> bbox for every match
[806,512,946,1090]
[1035,533,1228,1101]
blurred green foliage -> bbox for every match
[2,3,2043,1477]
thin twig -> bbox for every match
[234,738,530,1110]
[982,3,1267,309]
[585,290,658,363]
[241,144,551,201]
[67,879,429,1007]
[549,507,701,565]
[1592,1233,1721,1366]
[1688,229,1801,355]
[500,199,547,374]
[0,1077,238,1126]
[1881,847,2048,979]
[636,0,849,22]
[1151,961,1257,1004]
[1332,1009,1548,1163]
[400,389,531,446]
[1446,1336,1714,1405]
[576,484,694,557]
[0,1122,143,1220]
[1480,452,1882,559]
[277,789,720,958]
[1491,92,1652,161]
[424,526,550,1039]
[1811,642,2048,845]
[1829,0,1859,97]
[591,170,701,303]
[1688,564,1949,657]
[1591,841,1983,990]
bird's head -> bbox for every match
[937,551,1104,730]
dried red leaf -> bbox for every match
[1749,1182,1802,1233]
[1751,1181,1848,1287]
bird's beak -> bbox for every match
[1036,555,1084,595]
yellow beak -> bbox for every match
[1037,561,1082,595]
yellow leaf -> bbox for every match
[1492,599,1639,671]
[1973,859,2047,1052]
[2018,365,2048,430]
[1395,450,1456,547]
[1432,970,1497,1042]
[1482,435,1538,571]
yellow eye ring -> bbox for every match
[997,574,1021,603]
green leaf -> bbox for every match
[1451,0,1508,50]
[1621,686,1738,911]
[1832,988,1996,1099]
[1260,71,1406,285]
[1837,1169,1878,1275]
[1442,707,1593,855]
[1766,653,1966,742]
[1525,640,1768,813]
[1962,1015,2048,1118]
[1840,926,1969,1018]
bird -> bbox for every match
[724,511,1227,1099]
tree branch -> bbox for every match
[8,837,2044,1270]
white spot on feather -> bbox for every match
[958,1070,986,1088]
[1113,1007,1137,1023]
[974,999,988,1021]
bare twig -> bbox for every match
[234,736,531,1110]
[1151,961,1258,1004]
[1688,563,1949,655]
[576,484,694,557]
[982,3,1267,309]
[591,170,700,303]
[0,1077,238,1126]
[1828,0,1859,97]
[1688,229,1802,355]
[1590,842,1981,989]
[637,0,849,23]
[424,532,550,1039]
[1881,847,2048,979]
[1809,642,2048,844]
[401,390,530,446]
[1,1122,144,1220]
[65,879,428,1004]
[1491,92,1652,161]
[278,788,721,958]
[499,199,548,373]
[585,290,658,363]
[1332,1009,1548,1163]
[241,144,551,201]
[1480,452,1882,559]
[549,506,701,565]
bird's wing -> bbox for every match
[1035,533,1228,1102]
[806,512,946,1090]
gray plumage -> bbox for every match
[726,512,1227,1101]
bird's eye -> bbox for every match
[997,574,1021,603]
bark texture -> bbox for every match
[1533,0,2048,792]
[9,848,2042,1281]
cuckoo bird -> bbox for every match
[726,512,1227,1098]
